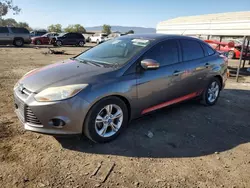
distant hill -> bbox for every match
[85,25,156,34]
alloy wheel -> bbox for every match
[207,81,220,103]
[95,104,123,138]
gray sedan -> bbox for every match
[14,34,228,143]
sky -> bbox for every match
[5,0,250,29]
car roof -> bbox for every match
[122,33,203,42]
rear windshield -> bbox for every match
[10,27,29,34]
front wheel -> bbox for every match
[83,97,128,143]
[35,40,42,45]
[201,78,221,106]
[96,39,100,44]
[56,40,62,46]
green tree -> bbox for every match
[64,24,86,33]
[0,0,21,17]
[126,30,134,34]
[48,24,62,33]
[17,22,32,30]
[102,24,111,35]
[0,17,16,26]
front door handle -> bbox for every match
[173,70,184,76]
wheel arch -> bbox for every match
[82,94,132,133]
[214,75,223,90]
[13,37,24,43]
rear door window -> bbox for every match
[180,39,205,61]
[143,40,179,67]
[0,27,9,33]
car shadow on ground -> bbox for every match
[55,89,250,158]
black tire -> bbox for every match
[35,40,42,45]
[96,39,100,44]
[13,38,24,47]
[228,50,235,59]
[201,77,221,106]
[56,40,62,46]
[78,41,85,47]
[83,97,128,143]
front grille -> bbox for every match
[26,107,42,125]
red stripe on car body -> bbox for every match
[141,90,203,114]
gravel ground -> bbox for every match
[0,45,250,188]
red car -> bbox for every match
[204,40,250,59]
[31,32,59,45]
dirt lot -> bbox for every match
[0,45,250,188]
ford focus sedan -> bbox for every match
[14,34,228,143]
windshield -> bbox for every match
[76,38,152,65]
[58,33,65,37]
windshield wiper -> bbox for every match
[77,58,104,67]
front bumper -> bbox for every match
[14,88,90,135]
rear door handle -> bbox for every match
[173,70,184,76]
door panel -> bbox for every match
[136,39,191,114]
[63,34,74,45]
[179,39,209,94]
[137,62,190,113]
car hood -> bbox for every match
[19,59,116,92]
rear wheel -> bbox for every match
[14,38,24,47]
[83,97,128,143]
[201,77,221,106]
[228,50,235,59]
[78,41,84,47]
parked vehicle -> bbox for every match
[14,34,228,143]
[89,33,108,44]
[0,27,31,47]
[104,33,125,42]
[31,32,59,45]
[30,30,47,37]
[82,33,92,42]
[53,32,85,46]
[204,40,250,59]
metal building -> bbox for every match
[156,11,250,37]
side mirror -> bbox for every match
[141,59,160,70]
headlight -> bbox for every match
[34,84,88,102]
